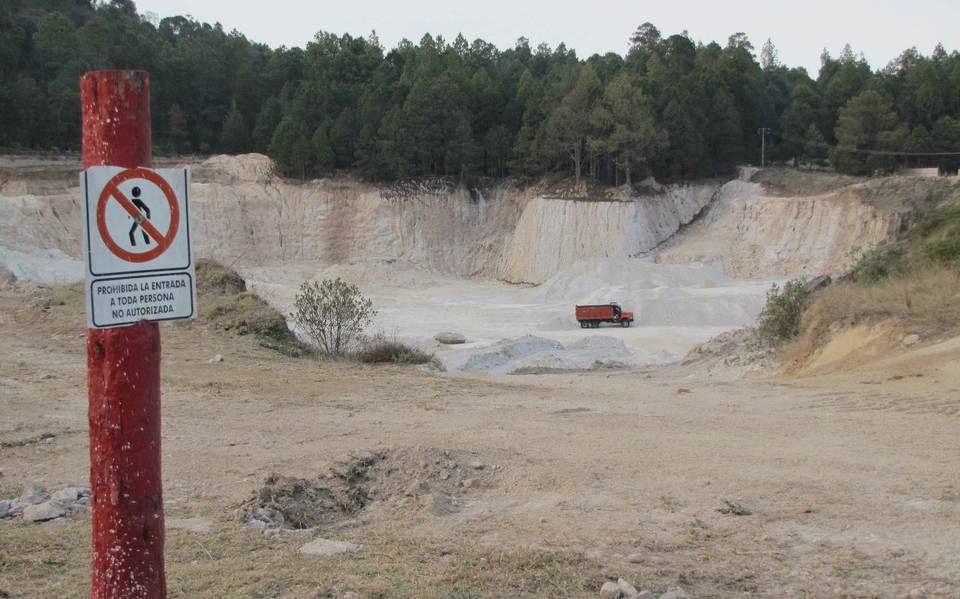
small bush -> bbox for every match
[195,258,246,295]
[926,238,960,264]
[291,278,376,355]
[848,244,906,283]
[849,209,960,284]
[757,278,811,345]
[356,336,433,364]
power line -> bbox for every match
[777,133,960,157]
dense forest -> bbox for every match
[2,0,959,181]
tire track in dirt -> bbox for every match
[802,391,960,417]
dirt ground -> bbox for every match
[1,284,959,599]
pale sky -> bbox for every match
[135,0,958,75]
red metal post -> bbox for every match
[81,70,166,599]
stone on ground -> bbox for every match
[659,588,689,599]
[51,486,90,505]
[245,506,285,529]
[599,581,623,599]
[617,578,639,596]
[167,517,216,533]
[0,266,16,287]
[434,332,466,344]
[298,538,361,556]
[20,483,46,505]
[22,501,65,522]
[0,499,19,518]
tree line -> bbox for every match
[2,0,959,181]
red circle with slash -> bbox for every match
[96,167,179,263]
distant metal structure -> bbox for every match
[757,128,772,167]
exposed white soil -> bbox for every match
[0,155,909,371]
[656,175,907,278]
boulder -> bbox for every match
[804,274,832,294]
[660,588,689,599]
[434,332,467,345]
[902,334,921,347]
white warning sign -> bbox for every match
[81,166,196,328]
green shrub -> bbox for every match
[757,278,811,345]
[291,278,376,355]
[925,237,960,264]
[356,337,433,364]
[848,244,906,283]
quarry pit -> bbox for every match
[2,155,959,598]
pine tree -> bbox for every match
[589,72,666,185]
[832,90,905,174]
[253,97,282,153]
[542,64,601,187]
[219,101,249,154]
[167,103,189,154]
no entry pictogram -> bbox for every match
[97,167,180,263]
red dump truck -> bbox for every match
[576,303,634,328]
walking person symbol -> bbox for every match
[128,186,152,247]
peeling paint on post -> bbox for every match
[81,70,167,599]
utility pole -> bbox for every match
[81,70,167,599]
[757,127,772,167]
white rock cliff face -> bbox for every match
[500,184,717,284]
[189,176,522,279]
[655,179,906,278]
[0,154,908,285]
[188,159,720,284]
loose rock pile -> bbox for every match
[599,579,688,599]
[682,327,774,378]
[1,483,91,523]
[241,447,498,531]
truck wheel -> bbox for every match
[625,320,632,328]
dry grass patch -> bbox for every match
[789,265,960,361]
[197,260,309,357]
[356,338,433,365]
[0,518,607,599]
[751,167,864,197]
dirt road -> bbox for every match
[1,285,958,598]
